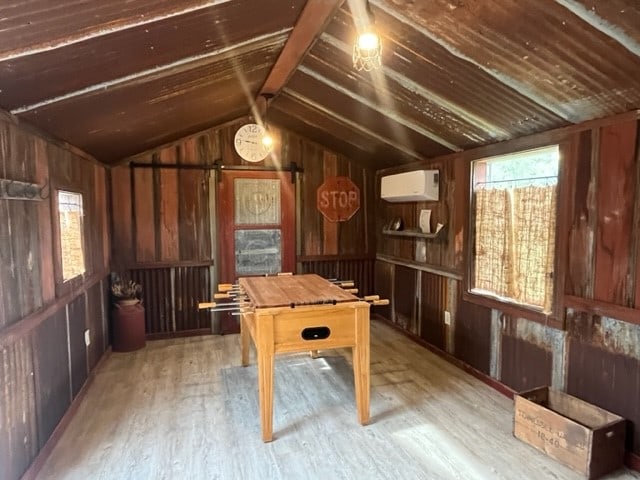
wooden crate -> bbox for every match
[514,387,626,479]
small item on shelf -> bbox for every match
[435,223,444,233]
[389,216,404,231]
[419,209,431,233]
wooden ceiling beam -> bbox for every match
[257,0,344,107]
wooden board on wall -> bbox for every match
[420,271,446,350]
[0,336,38,480]
[68,295,88,398]
[86,282,105,371]
[565,130,595,298]
[566,312,640,455]
[179,138,210,261]
[501,331,552,392]
[455,289,492,374]
[35,137,55,305]
[322,151,338,255]
[0,123,42,328]
[33,309,70,449]
[299,139,325,256]
[394,265,417,333]
[111,165,133,269]
[158,147,179,262]
[593,120,638,305]
[134,165,156,263]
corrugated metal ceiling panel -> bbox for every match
[0,0,639,167]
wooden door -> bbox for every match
[217,170,295,287]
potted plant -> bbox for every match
[110,276,145,351]
[111,277,142,306]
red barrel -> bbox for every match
[112,302,146,352]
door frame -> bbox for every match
[216,170,296,284]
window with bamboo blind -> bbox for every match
[471,146,559,313]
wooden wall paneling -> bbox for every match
[86,282,105,371]
[102,279,110,352]
[394,265,417,333]
[450,156,467,271]
[35,137,55,304]
[322,151,339,255]
[159,147,180,262]
[454,292,492,374]
[374,260,393,320]
[67,295,88,398]
[336,156,368,256]
[633,126,640,309]
[0,336,38,480]
[300,140,324,256]
[593,120,638,305]
[178,138,208,261]
[32,309,70,449]
[565,130,595,298]
[134,162,156,263]
[499,315,553,392]
[419,271,446,350]
[92,165,108,272]
[566,311,640,454]
[4,126,41,325]
[0,197,17,328]
[110,165,134,269]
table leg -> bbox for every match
[257,314,275,442]
[353,307,370,425]
[240,314,250,367]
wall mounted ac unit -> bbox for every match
[380,170,439,202]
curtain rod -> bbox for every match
[475,175,556,187]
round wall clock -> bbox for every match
[234,123,272,162]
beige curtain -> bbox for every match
[512,185,556,311]
[474,188,512,299]
[474,185,556,312]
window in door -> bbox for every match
[471,145,559,313]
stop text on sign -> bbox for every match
[316,176,360,222]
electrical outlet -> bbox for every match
[84,329,91,346]
[444,311,451,326]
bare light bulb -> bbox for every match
[357,31,380,51]
[262,133,274,149]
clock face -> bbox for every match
[234,123,272,162]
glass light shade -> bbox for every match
[353,29,382,72]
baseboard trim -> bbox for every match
[376,316,640,473]
[21,347,113,480]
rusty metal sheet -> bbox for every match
[1,0,640,168]
[0,0,304,110]
[17,41,284,163]
[566,312,640,454]
[455,292,492,374]
[378,0,640,123]
[501,334,553,392]
[318,6,566,148]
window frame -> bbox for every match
[463,141,569,327]
[52,188,87,295]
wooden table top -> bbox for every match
[239,274,360,308]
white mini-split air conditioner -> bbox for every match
[380,170,439,202]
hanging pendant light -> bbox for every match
[353,1,382,71]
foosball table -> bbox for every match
[200,273,387,442]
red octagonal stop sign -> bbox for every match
[317,176,360,222]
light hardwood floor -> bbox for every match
[37,320,639,480]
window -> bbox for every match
[471,146,559,313]
[57,190,85,281]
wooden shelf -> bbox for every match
[382,227,445,239]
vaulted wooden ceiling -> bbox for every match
[1,0,639,170]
